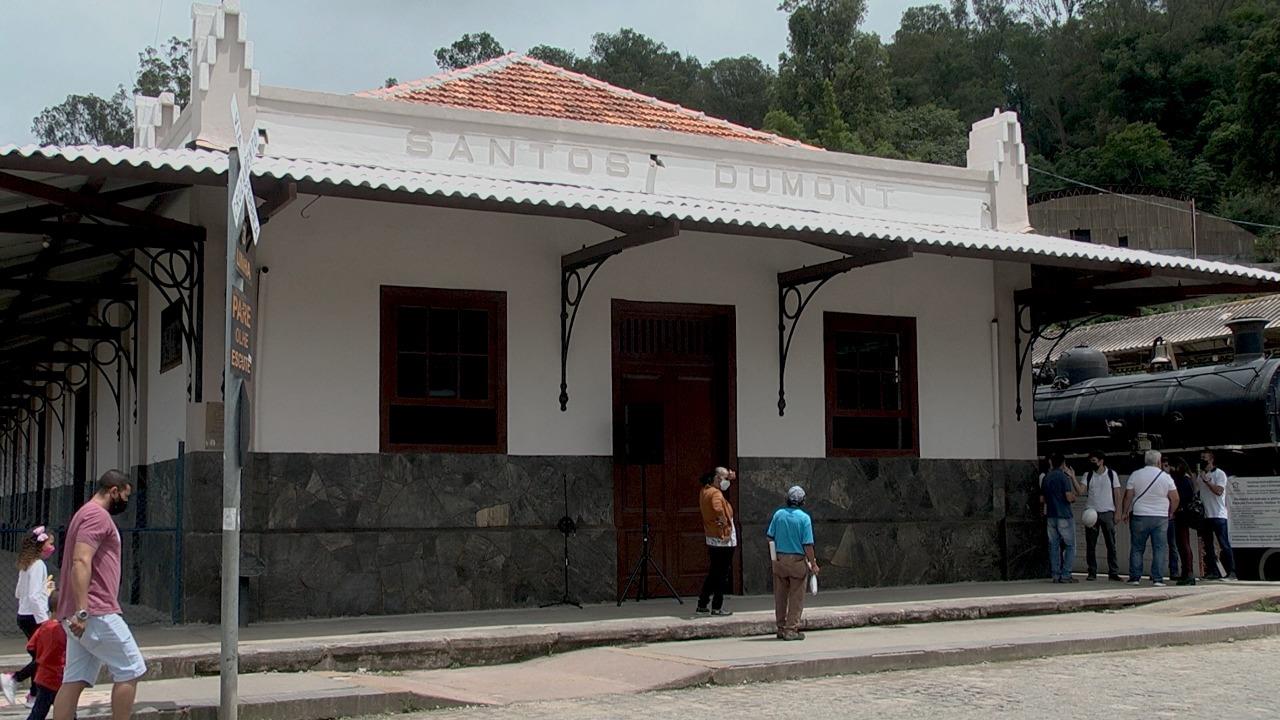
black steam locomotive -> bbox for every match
[1034,317,1280,580]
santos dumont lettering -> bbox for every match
[406,129,632,178]
[405,128,897,210]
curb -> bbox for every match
[135,590,1182,681]
[73,689,446,720]
[706,617,1280,686]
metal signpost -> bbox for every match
[221,95,259,720]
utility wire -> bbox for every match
[153,0,166,48]
[1029,166,1280,232]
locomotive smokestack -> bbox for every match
[1226,316,1268,362]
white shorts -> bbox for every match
[63,614,147,686]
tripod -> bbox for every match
[541,473,582,609]
[617,461,683,605]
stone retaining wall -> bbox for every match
[5,453,1046,623]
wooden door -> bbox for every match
[613,301,736,598]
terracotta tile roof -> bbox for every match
[357,53,810,149]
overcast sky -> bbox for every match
[0,0,928,145]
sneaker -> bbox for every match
[694,606,710,614]
[1,674,15,704]
[1153,581,1166,587]
[1086,574,1097,581]
[1063,577,1080,583]
[1176,577,1196,586]
[710,609,733,616]
[23,692,33,709]
[1108,574,1124,581]
[782,632,806,641]
[1225,573,1239,581]
[1127,579,1142,586]
[776,631,786,640]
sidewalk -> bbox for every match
[3,582,1276,720]
[0,578,1157,653]
[0,579,1206,680]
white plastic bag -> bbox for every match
[808,572,818,596]
[768,540,777,562]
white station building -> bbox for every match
[1,1,1276,622]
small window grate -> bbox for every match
[618,316,723,358]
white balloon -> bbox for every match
[1083,508,1099,528]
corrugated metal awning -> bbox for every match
[3,143,1279,287]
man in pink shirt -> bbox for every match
[53,470,146,720]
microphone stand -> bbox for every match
[541,473,582,608]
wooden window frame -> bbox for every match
[823,312,919,458]
[379,286,507,453]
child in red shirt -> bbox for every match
[24,592,63,720]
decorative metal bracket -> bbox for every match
[776,246,912,416]
[1012,302,1107,420]
[559,260,607,411]
[113,240,204,403]
[558,220,680,411]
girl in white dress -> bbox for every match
[2,526,55,706]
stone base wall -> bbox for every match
[178,452,615,623]
[5,453,1045,624]
[738,458,1045,594]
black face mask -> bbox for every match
[108,496,129,516]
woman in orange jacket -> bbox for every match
[696,467,737,615]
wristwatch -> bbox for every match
[74,609,88,622]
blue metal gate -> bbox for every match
[0,442,186,633]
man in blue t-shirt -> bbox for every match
[1041,453,1079,583]
[766,486,818,641]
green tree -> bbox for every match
[579,29,703,107]
[1217,186,1280,234]
[776,0,871,130]
[135,36,191,106]
[1236,15,1280,180]
[883,103,969,165]
[434,32,505,71]
[32,37,198,146]
[698,56,774,128]
[1093,122,1177,187]
[526,44,580,69]
[773,0,901,149]
[762,109,807,141]
[31,89,132,146]
[811,79,859,152]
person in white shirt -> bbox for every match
[1197,451,1235,580]
[1119,450,1179,586]
[2,526,55,705]
[1082,451,1123,581]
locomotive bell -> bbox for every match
[1147,336,1176,372]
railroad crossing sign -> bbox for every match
[229,95,260,244]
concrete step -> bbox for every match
[0,673,450,720]
[1124,583,1280,616]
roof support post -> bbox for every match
[559,219,679,411]
[776,245,912,416]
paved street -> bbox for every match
[393,636,1280,720]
